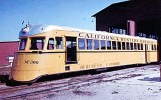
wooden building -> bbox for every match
[93,0,161,39]
[0,41,19,66]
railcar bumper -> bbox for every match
[9,70,41,82]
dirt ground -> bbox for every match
[0,65,161,100]
[41,65,161,100]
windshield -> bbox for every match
[30,37,45,50]
[19,38,27,50]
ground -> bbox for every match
[43,65,161,100]
[0,65,161,100]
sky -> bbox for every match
[0,0,125,41]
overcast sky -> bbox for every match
[0,0,125,41]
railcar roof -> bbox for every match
[19,24,156,41]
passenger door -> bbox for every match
[65,37,77,64]
[145,44,150,63]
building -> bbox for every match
[92,0,161,39]
[93,0,161,60]
[0,41,19,66]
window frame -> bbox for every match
[47,38,54,50]
[94,39,99,50]
[30,37,45,50]
[107,41,111,50]
[56,37,63,49]
[130,43,134,50]
[78,38,85,50]
[86,39,93,50]
[19,38,27,50]
[134,43,138,50]
[117,41,121,50]
[100,40,106,50]
[140,44,143,50]
[112,41,117,50]
[138,43,140,50]
[122,42,126,50]
[126,42,130,50]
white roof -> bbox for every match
[19,24,156,41]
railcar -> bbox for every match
[9,24,158,82]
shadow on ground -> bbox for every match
[138,77,161,82]
[0,75,9,83]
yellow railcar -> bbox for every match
[9,24,158,82]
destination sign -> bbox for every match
[78,33,154,44]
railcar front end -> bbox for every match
[10,52,44,82]
[9,25,65,82]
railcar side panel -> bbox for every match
[77,51,146,70]
[9,25,159,82]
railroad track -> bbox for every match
[0,74,104,99]
[0,65,159,99]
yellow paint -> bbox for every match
[9,28,158,82]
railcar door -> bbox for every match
[145,44,150,63]
[65,37,77,64]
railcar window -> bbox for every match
[19,38,27,50]
[47,38,54,50]
[154,45,157,50]
[78,38,85,50]
[153,45,156,51]
[130,43,133,50]
[138,43,140,50]
[146,44,149,50]
[152,45,154,50]
[141,44,143,50]
[87,39,92,50]
[126,42,130,50]
[117,42,121,50]
[94,40,99,50]
[156,45,157,50]
[112,41,116,50]
[122,42,125,50]
[101,40,106,50]
[56,37,63,49]
[107,41,111,50]
[30,38,44,50]
[134,43,137,50]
